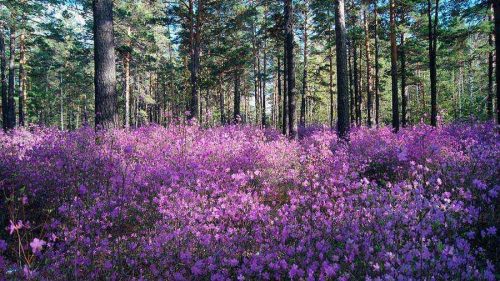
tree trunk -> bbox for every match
[262,42,267,127]
[93,0,118,129]
[428,0,439,126]
[487,5,493,120]
[234,70,241,122]
[7,25,15,129]
[277,54,282,130]
[19,32,26,126]
[188,0,201,120]
[353,41,359,126]
[374,1,380,126]
[363,5,373,127]
[400,14,407,127]
[0,27,7,131]
[60,73,64,130]
[300,3,308,128]
[390,0,399,132]
[494,0,500,123]
[285,0,297,139]
[349,42,355,125]
[329,46,335,128]
[282,46,288,135]
[335,0,350,138]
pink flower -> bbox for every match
[30,238,46,253]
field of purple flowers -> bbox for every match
[0,123,498,280]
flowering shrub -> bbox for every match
[0,123,498,280]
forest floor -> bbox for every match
[0,123,498,280]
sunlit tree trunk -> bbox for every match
[363,4,373,127]
[390,0,399,132]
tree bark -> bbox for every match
[300,2,308,128]
[329,45,335,128]
[19,32,26,126]
[400,13,407,127]
[353,40,359,126]
[390,0,399,132]
[234,70,241,122]
[282,45,288,135]
[285,0,297,139]
[262,42,267,127]
[335,0,350,139]
[374,1,380,126]
[487,5,493,120]
[494,0,500,123]
[0,27,7,131]
[7,25,15,129]
[363,5,373,127]
[428,0,439,126]
[93,0,118,130]
[277,54,282,130]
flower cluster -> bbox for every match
[0,123,498,280]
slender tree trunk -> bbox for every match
[390,0,399,132]
[234,70,241,122]
[363,5,373,127]
[93,0,118,129]
[0,27,7,131]
[262,42,267,126]
[300,2,308,128]
[494,0,500,123]
[19,32,26,126]
[400,14,407,127]
[123,27,131,128]
[335,0,350,138]
[277,54,282,130]
[428,0,439,126]
[349,42,355,125]
[329,46,335,128]
[7,25,15,129]
[487,7,493,120]
[188,0,200,120]
[285,0,297,138]
[353,41,359,126]
[282,46,288,135]
[60,73,64,130]
[219,75,225,124]
[374,1,380,126]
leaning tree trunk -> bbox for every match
[494,0,500,124]
[0,27,7,131]
[284,0,297,139]
[335,0,350,139]
[93,0,118,129]
[7,25,16,129]
[390,0,399,132]
[428,0,439,126]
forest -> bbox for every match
[0,0,499,280]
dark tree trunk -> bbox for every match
[335,0,350,139]
[487,4,493,120]
[285,0,297,139]
[363,5,373,127]
[93,0,118,130]
[282,46,288,135]
[390,0,399,132]
[494,0,500,123]
[218,75,225,124]
[300,3,308,128]
[19,32,26,126]
[262,43,267,127]
[353,41,359,126]
[400,14,407,127]
[7,25,15,129]
[0,27,7,131]
[374,1,380,126]
[330,46,335,128]
[234,70,241,122]
[349,42,355,125]
[277,54,282,130]
[428,0,439,126]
